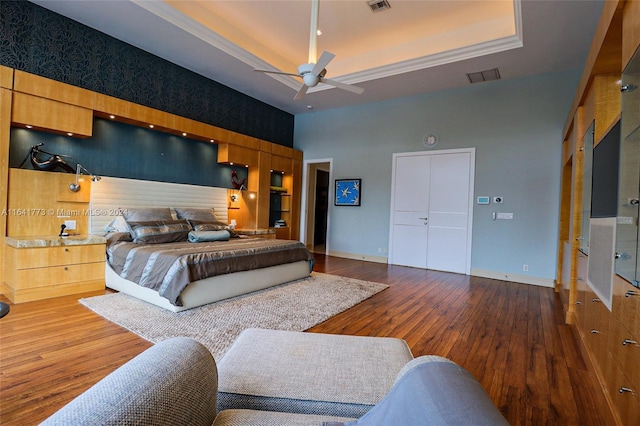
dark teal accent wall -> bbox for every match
[1,0,293,147]
[10,118,248,188]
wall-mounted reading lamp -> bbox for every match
[69,163,101,192]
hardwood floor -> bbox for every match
[1,254,615,425]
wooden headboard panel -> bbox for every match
[89,176,228,235]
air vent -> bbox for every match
[466,68,501,84]
[368,0,391,13]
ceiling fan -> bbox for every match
[254,0,364,100]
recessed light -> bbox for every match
[109,115,115,119]
[182,132,187,137]
[316,29,322,36]
[210,139,215,143]
[67,132,73,136]
[25,125,32,129]
[149,124,154,129]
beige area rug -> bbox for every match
[80,272,387,359]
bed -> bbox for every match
[90,177,314,312]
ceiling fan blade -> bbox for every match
[254,69,301,77]
[320,77,365,95]
[311,51,335,76]
[294,84,309,100]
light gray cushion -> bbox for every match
[345,356,509,425]
[213,409,356,426]
[214,356,507,426]
[42,337,218,426]
[174,207,218,222]
[217,328,413,418]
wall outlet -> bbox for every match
[64,220,76,230]
[523,264,529,272]
[493,196,504,204]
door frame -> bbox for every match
[301,158,333,254]
[388,148,475,274]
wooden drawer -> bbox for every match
[13,262,104,289]
[584,289,611,369]
[610,320,640,388]
[7,244,105,269]
[575,253,588,329]
[612,275,639,339]
[605,354,640,426]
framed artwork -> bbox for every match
[335,179,361,206]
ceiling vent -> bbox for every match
[368,0,391,13]
[467,68,501,84]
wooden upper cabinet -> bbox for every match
[271,155,293,174]
[217,143,259,167]
[12,93,93,138]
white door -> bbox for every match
[389,149,474,274]
[390,155,431,268]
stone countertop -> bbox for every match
[5,235,107,248]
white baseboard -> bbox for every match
[324,253,554,288]
[328,250,388,264]
[471,269,555,288]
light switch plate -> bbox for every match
[496,212,513,220]
[64,220,77,230]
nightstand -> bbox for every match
[2,235,106,303]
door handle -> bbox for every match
[418,217,428,225]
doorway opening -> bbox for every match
[302,160,332,255]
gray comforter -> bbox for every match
[107,238,313,306]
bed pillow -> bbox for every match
[104,215,130,233]
[127,220,191,244]
[105,231,133,246]
[188,220,238,238]
[122,207,173,222]
[174,207,218,222]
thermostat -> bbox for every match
[477,196,490,205]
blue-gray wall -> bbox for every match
[295,69,580,282]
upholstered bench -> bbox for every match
[216,328,414,418]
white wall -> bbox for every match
[294,69,581,285]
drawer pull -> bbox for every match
[625,290,639,298]
[622,339,638,346]
[592,298,600,303]
[590,329,600,334]
[64,248,69,252]
[619,387,635,394]
[575,301,583,305]
[64,267,68,271]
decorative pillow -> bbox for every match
[104,216,130,233]
[105,231,133,246]
[188,220,238,238]
[122,207,173,222]
[174,207,218,222]
[127,220,191,244]
[188,230,230,243]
